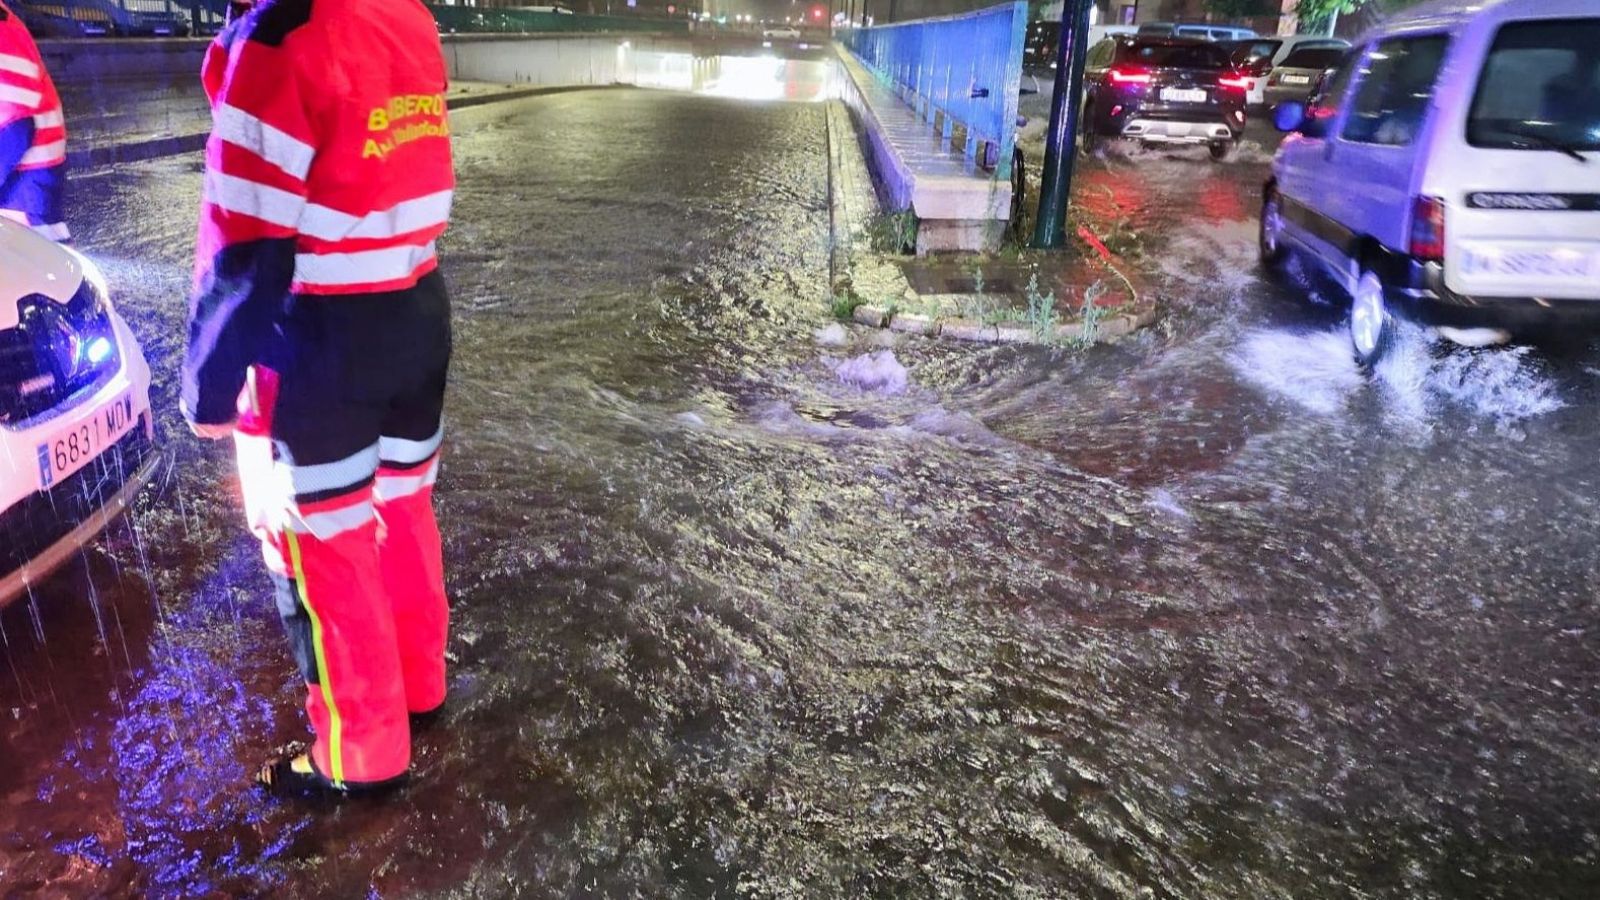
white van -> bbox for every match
[1260,0,1599,365]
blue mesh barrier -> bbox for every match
[843,2,1027,179]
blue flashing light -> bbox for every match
[86,336,113,365]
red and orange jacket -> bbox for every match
[0,0,67,240]
[183,0,454,425]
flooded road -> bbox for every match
[4,79,1600,898]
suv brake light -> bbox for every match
[1109,67,1153,85]
[1410,196,1446,262]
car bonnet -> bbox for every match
[0,219,84,328]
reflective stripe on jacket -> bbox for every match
[0,0,66,236]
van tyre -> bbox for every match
[1349,269,1393,369]
[1259,186,1286,270]
[1209,141,1232,161]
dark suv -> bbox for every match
[1079,36,1249,160]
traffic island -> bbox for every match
[840,246,1158,347]
[826,95,1159,349]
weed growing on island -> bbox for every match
[868,209,918,255]
[1025,272,1058,344]
[1071,280,1109,349]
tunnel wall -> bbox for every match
[38,38,207,86]
[37,33,697,90]
[441,33,695,87]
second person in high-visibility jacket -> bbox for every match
[182,0,455,797]
[0,0,68,241]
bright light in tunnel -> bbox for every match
[700,56,791,101]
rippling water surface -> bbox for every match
[3,78,1599,898]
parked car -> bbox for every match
[1261,0,1600,366]
[1137,21,1257,41]
[1079,36,1249,159]
[0,219,156,607]
[1260,44,1349,108]
[1224,35,1349,106]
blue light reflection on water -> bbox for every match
[49,545,310,892]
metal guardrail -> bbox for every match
[843,1,1026,180]
[426,6,688,35]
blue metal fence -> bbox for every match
[843,2,1027,180]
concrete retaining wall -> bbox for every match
[40,38,205,86]
[442,33,693,86]
[38,32,695,88]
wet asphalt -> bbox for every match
[3,73,1600,898]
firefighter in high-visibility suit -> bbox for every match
[0,0,69,241]
[181,0,454,797]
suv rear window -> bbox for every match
[1119,42,1228,70]
[1467,19,1600,153]
[1279,47,1347,70]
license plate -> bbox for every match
[1282,74,1311,85]
[1459,246,1600,279]
[1160,88,1207,104]
[36,393,136,490]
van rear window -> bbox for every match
[1468,19,1600,153]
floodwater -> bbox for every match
[4,71,1600,898]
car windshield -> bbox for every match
[1279,47,1346,70]
[1467,18,1600,153]
[1122,42,1228,70]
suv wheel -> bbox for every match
[1350,269,1392,368]
[1078,107,1098,156]
[1209,141,1232,161]
[1259,187,1286,269]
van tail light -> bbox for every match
[1218,75,1252,91]
[1109,67,1153,85]
[1410,195,1447,262]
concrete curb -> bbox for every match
[851,303,1157,347]
[66,83,613,169]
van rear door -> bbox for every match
[1438,16,1600,300]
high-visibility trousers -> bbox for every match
[235,271,452,787]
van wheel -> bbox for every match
[1350,269,1392,369]
[1259,186,1286,269]
[1209,141,1232,161]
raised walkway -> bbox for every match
[833,45,1012,254]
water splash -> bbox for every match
[835,350,910,395]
